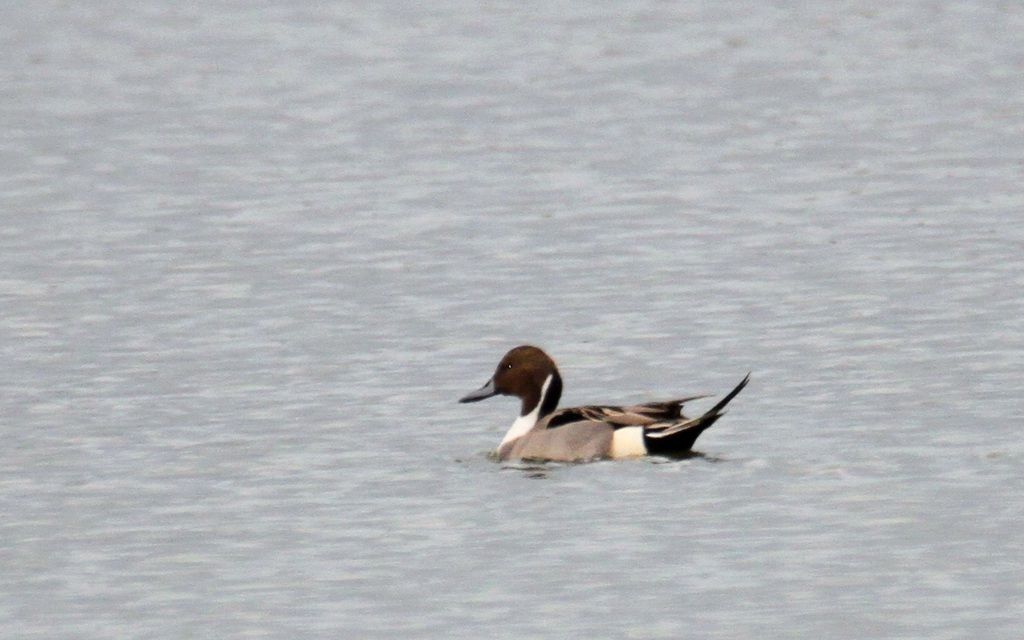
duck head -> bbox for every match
[459,345,563,418]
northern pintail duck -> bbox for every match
[460,345,749,462]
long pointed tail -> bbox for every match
[643,373,750,455]
[705,372,750,419]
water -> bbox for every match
[2,1,1023,638]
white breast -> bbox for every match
[498,374,553,447]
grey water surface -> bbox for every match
[3,2,1023,638]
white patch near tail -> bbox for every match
[499,374,553,448]
[610,426,647,458]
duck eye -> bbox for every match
[505,363,513,369]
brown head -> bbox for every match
[459,345,563,418]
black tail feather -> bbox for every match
[643,373,750,456]
[706,372,750,417]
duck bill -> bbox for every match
[459,378,498,403]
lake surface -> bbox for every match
[2,1,1023,638]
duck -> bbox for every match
[459,345,749,462]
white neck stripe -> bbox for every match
[499,374,553,447]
